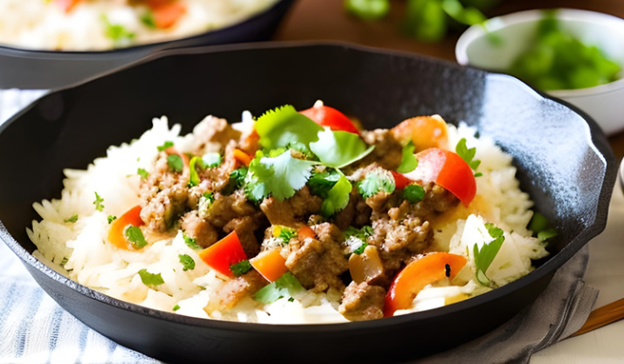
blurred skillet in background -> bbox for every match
[0,0,294,90]
[0,43,616,363]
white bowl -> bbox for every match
[455,8,624,136]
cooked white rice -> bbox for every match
[28,114,548,324]
[0,0,279,51]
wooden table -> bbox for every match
[273,0,624,158]
[273,1,624,362]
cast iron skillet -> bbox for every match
[0,43,616,363]
[0,0,294,89]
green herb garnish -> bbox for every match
[456,138,481,173]
[178,254,196,271]
[319,172,352,217]
[183,232,202,250]
[125,226,148,249]
[188,156,204,187]
[137,168,149,180]
[231,260,253,276]
[255,105,323,150]
[403,183,425,203]
[138,269,164,286]
[473,222,505,286]
[309,128,375,168]
[253,272,305,304]
[140,11,156,28]
[278,226,297,244]
[357,170,395,198]
[93,192,105,211]
[101,14,136,47]
[529,212,558,242]
[222,167,248,195]
[107,215,117,224]
[345,225,374,241]
[167,154,184,173]
[64,215,78,223]
[172,304,180,311]
[396,141,418,173]
[157,141,174,152]
[245,150,315,202]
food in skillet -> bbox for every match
[0,0,279,51]
[28,102,551,323]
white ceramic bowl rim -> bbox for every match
[455,8,624,98]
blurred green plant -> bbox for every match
[344,0,498,42]
[506,10,621,90]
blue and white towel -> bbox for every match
[0,89,599,364]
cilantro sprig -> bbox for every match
[138,269,164,287]
[456,138,482,177]
[183,232,202,250]
[93,192,105,211]
[137,168,149,180]
[357,169,395,198]
[254,272,305,304]
[167,154,183,173]
[309,128,375,168]
[396,141,418,173]
[255,105,323,150]
[125,226,148,249]
[231,260,253,276]
[157,141,174,152]
[178,254,195,271]
[473,223,505,286]
[529,212,558,242]
[64,215,78,223]
[345,225,374,255]
[245,150,315,202]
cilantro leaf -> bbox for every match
[473,223,505,286]
[140,11,156,28]
[157,141,174,152]
[222,167,248,195]
[309,128,375,168]
[245,150,315,202]
[93,192,105,211]
[138,269,164,286]
[101,15,135,47]
[529,212,558,242]
[344,225,374,241]
[255,105,323,150]
[183,232,201,250]
[188,156,203,187]
[353,241,368,255]
[125,226,148,249]
[202,152,222,168]
[456,138,481,172]
[107,215,117,224]
[396,141,418,173]
[254,272,305,304]
[64,215,78,223]
[231,260,253,276]
[319,172,352,217]
[307,170,341,198]
[278,226,296,244]
[167,154,183,173]
[357,169,395,198]
[178,254,195,271]
[403,183,425,203]
[137,168,149,180]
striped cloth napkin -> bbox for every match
[0,89,599,364]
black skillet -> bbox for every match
[0,43,616,363]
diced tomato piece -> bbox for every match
[54,0,81,13]
[391,116,449,151]
[147,0,187,29]
[384,253,467,317]
[300,105,361,135]
[390,170,413,189]
[407,148,476,206]
[108,205,145,250]
[250,248,289,282]
[233,148,253,167]
[297,225,316,240]
[199,231,247,277]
